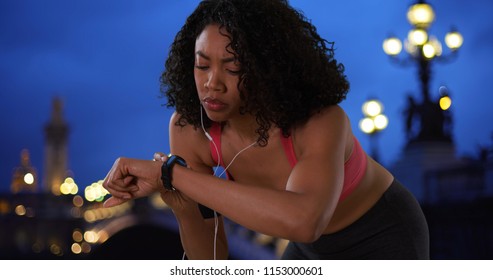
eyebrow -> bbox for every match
[195,51,236,63]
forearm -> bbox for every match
[172,166,335,243]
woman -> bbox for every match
[103,0,429,260]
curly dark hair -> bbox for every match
[160,0,349,146]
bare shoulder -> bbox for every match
[311,105,347,125]
[295,105,350,140]
[168,112,214,172]
[169,112,193,137]
[293,105,353,160]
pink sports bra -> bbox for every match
[208,122,367,201]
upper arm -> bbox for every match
[168,112,222,217]
[168,112,228,254]
[168,112,214,175]
[286,106,350,227]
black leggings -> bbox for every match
[281,179,430,259]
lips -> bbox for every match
[202,97,227,111]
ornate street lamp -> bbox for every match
[359,99,388,163]
[383,0,462,144]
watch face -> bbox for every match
[169,155,187,167]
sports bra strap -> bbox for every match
[280,134,297,168]
[209,122,222,166]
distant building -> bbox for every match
[43,97,70,195]
[10,149,38,194]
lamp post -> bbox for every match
[382,0,463,144]
[359,99,388,163]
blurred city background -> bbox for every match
[1,0,492,259]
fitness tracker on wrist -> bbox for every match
[161,154,187,191]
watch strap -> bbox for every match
[161,154,187,191]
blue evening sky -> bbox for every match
[1,0,492,193]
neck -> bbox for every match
[223,114,259,143]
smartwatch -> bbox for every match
[161,154,187,191]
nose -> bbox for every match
[204,70,225,92]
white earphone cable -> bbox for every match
[197,105,256,260]
[200,105,220,260]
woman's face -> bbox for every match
[194,24,242,122]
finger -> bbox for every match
[103,180,137,198]
[153,152,167,162]
[123,175,134,185]
[122,176,139,193]
[103,196,129,208]
[103,157,134,191]
[103,170,135,192]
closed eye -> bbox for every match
[227,69,241,75]
[195,65,209,70]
